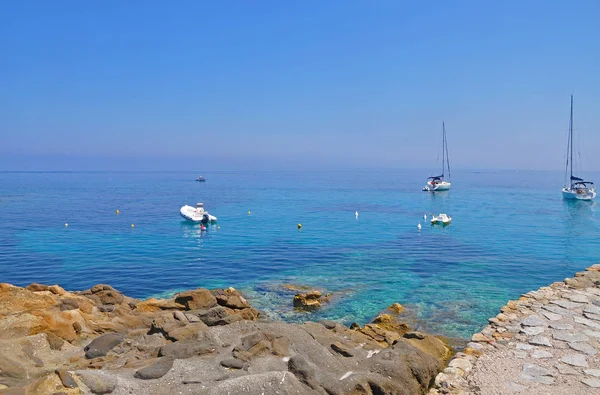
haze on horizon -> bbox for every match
[1,1,599,172]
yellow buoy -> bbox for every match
[218,226,221,229]
[116,209,120,214]
[297,223,302,229]
[131,224,135,228]
[247,211,251,215]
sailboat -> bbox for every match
[562,96,596,201]
[423,122,451,192]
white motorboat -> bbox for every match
[423,122,451,192]
[180,202,218,223]
[562,96,596,201]
[430,213,451,225]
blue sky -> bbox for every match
[1,1,599,171]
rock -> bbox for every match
[584,329,600,338]
[567,293,589,303]
[552,332,588,343]
[471,333,489,342]
[149,313,186,338]
[220,358,246,369]
[198,306,230,326]
[540,311,562,321]
[389,303,404,313]
[293,291,323,310]
[561,354,588,367]
[529,336,552,347]
[0,354,28,379]
[555,363,579,375]
[215,294,250,310]
[59,298,79,311]
[515,343,534,351]
[584,304,600,315]
[98,305,114,313]
[574,316,600,329]
[319,320,337,330]
[55,369,77,388]
[520,374,554,385]
[349,322,360,330]
[542,304,573,316]
[45,332,65,350]
[521,315,546,327]
[86,284,124,306]
[331,342,353,357]
[175,288,217,310]
[134,357,174,380]
[466,342,484,351]
[77,371,118,394]
[550,300,582,310]
[582,378,600,388]
[184,313,201,323]
[584,369,600,377]
[84,333,124,359]
[25,283,50,292]
[513,350,527,359]
[549,323,573,330]
[173,311,187,322]
[371,314,409,335]
[135,297,184,312]
[448,358,472,373]
[584,312,600,321]
[158,341,215,359]
[532,350,553,359]
[568,342,597,355]
[521,363,553,377]
[520,327,545,336]
[287,355,318,389]
[167,322,209,342]
[403,331,425,340]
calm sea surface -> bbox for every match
[1,170,599,339]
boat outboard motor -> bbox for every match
[201,214,209,225]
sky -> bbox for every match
[1,1,599,171]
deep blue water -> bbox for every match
[1,170,599,339]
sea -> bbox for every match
[1,170,599,340]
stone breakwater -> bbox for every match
[430,263,600,395]
[0,282,450,395]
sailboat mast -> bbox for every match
[442,122,445,177]
[569,95,574,182]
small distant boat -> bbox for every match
[431,213,451,225]
[180,202,217,223]
[562,96,596,201]
[423,122,451,192]
[196,176,206,182]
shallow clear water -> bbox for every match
[1,170,598,339]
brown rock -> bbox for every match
[174,289,217,310]
[401,332,451,362]
[389,303,404,314]
[371,314,410,336]
[55,370,77,389]
[148,313,186,339]
[293,291,322,310]
[47,285,67,296]
[46,332,65,350]
[135,298,184,313]
[25,283,49,292]
[167,322,208,342]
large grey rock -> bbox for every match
[584,369,600,377]
[158,341,215,359]
[515,343,534,351]
[288,355,319,390]
[574,316,600,329]
[550,323,573,330]
[542,304,572,316]
[220,358,247,369]
[521,316,546,327]
[567,293,589,303]
[552,332,588,343]
[584,304,600,315]
[582,378,600,388]
[550,300,581,310]
[561,354,588,367]
[584,329,600,338]
[199,306,238,326]
[77,371,118,394]
[201,371,320,395]
[568,342,598,355]
[520,327,545,336]
[134,357,174,380]
[84,333,124,359]
[584,312,600,321]
[529,336,552,347]
[541,311,562,321]
[532,350,553,359]
[521,363,553,377]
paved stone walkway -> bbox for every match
[430,263,600,395]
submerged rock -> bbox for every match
[293,291,323,310]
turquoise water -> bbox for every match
[1,170,599,339]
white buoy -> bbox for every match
[355,211,359,218]
[417,223,421,230]
[64,223,68,227]
[423,214,427,221]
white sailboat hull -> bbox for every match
[423,181,451,192]
[562,188,596,201]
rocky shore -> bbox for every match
[430,263,600,395]
[0,282,451,394]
